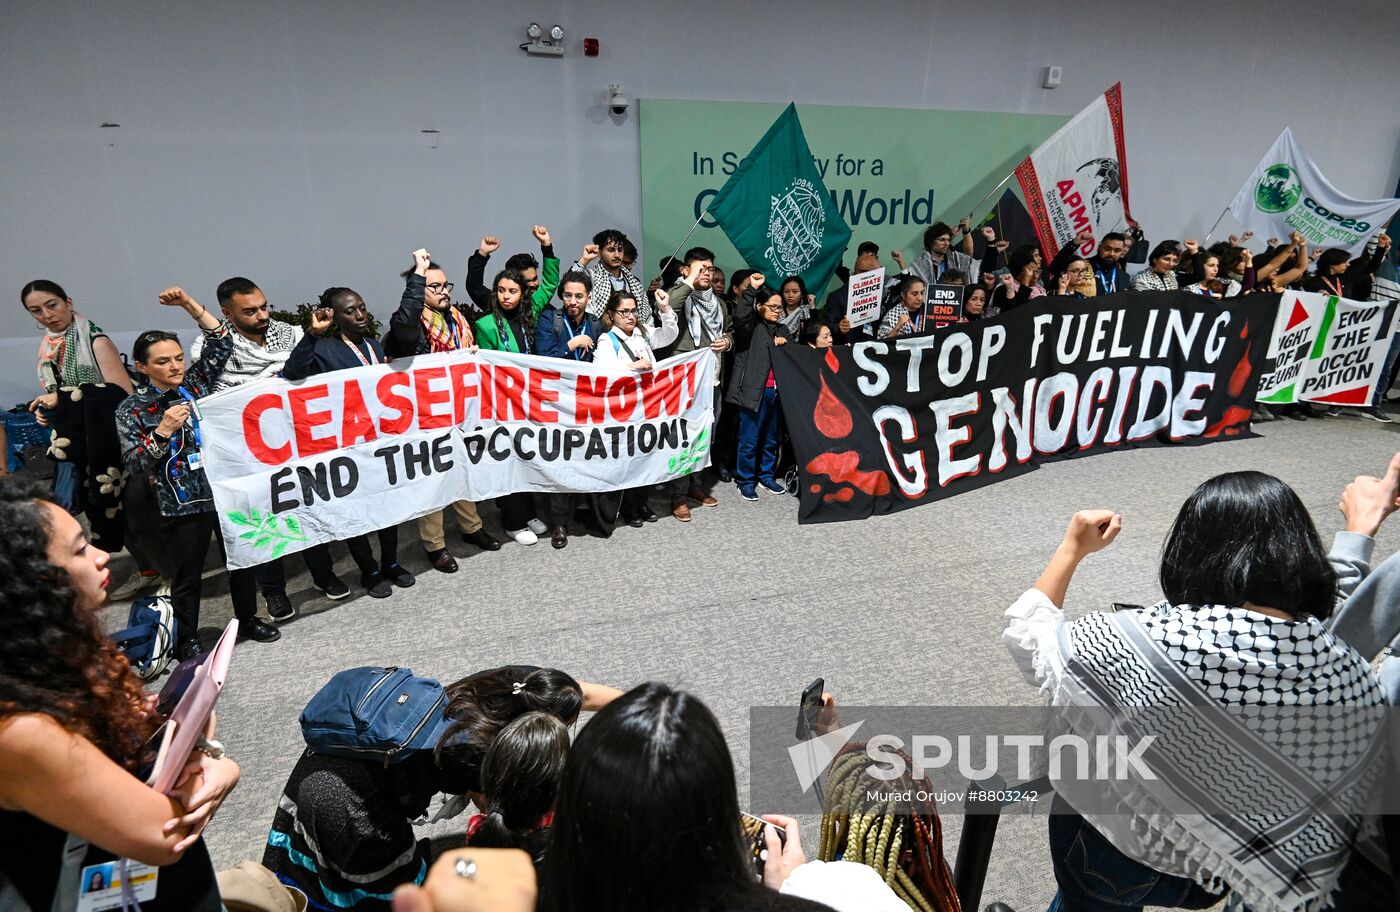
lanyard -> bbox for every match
[177,386,202,449]
[1322,276,1344,297]
[564,316,587,360]
[908,309,925,334]
[342,337,379,366]
[933,258,947,281]
[1096,267,1117,295]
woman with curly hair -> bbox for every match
[0,478,240,910]
[473,268,547,544]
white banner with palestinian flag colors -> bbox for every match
[1229,128,1400,258]
[1014,83,1132,261]
[197,348,716,569]
[1256,291,1399,405]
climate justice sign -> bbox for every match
[198,348,715,568]
[773,293,1277,522]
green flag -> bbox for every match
[707,103,851,293]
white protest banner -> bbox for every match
[197,348,716,569]
[1014,83,1131,260]
[1256,291,1399,405]
[927,284,963,327]
[846,267,885,327]
[1229,128,1400,258]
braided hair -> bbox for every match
[0,479,157,771]
[817,744,959,912]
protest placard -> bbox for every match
[928,284,964,327]
[846,267,885,327]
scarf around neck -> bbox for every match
[38,313,105,391]
[1041,602,1385,912]
[421,304,472,353]
[687,286,725,346]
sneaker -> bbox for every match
[1359,407,1394,424]
[739,485,759,502]
[1251,406,1275,423]
[638,504,660,523]
[361,571,393,598]
[461,528,502,552]
[312,572,351,600]
[239,617,282,643]
[758,478,786,495]
[264,590,296,623]
[507,528,539,546]
[1321,406,1343,418]
[527,518,548,535]
[383,562,416,587]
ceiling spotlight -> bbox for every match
[526,22,542,39]
[550,25,564,42]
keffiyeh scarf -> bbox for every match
[1040,602,1385,912]
[37,314,105,391]
[687,287,725,346]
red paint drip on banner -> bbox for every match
[824,347,840,373]
[1205,405,1253,438]
[806,451,891,496]
[1228,343,1252,398]
[814,374,853,439]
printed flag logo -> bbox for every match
[1255,163,1301,214]
[787,720,864,793]
[766,178,827,275]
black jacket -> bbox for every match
[283,332,386,379]
[726,287,790,410]
[383,274,474,359]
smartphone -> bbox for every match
[796,677,825,741]
[158,387,184,407]
[740,812,787,879]
[993,267,1011,278]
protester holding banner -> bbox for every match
[660,249,730,521]
[581,229,652,327]
[1004,472,1389,912]
[116,287,281,657]
[474,269,548,544]
[1049,230,1139,297]
[1183,252,1240,298]
[589,288,680,527]
[1130,241,1182,291]
[384,250,501,572]
[464,227,560,318]
[280,289,415,596]
[727,275,790,502]
[826,251,880,344]
[0,479,238,910]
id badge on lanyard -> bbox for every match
[75,858,158,911]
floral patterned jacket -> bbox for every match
[116,326,234,517]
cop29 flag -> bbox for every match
[707,103,852,293]
[1015,83,1132,261]
[1229,128,1400,258]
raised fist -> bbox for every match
[158,287,195,308]
[310,307,334,334]
[958,217,971,232]
[532,225,551,246]
[654,288,670,311]
[478,237,500,256]
[413,248,433,274]
[981,225,996,241]
[580,243,600,265]
[749,273,766,288]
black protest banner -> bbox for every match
[772,292,1277,523]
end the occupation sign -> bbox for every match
[773,292,1279,522]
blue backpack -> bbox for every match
[300,666,450,765]
[112,593,177,681]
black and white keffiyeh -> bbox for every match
[1006,592,1387,912]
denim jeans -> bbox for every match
[735,387,781,486]
[1047,804,1222,912]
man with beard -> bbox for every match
[1048,226,1147,296]
[535,270,607,547]
[189,277,345,619]
[657,247,732,521]
[384,248,502,572]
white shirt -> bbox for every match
[592,308,679,368]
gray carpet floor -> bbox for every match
[100,413,1400,912]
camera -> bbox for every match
[608,84,629,115]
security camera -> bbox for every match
[608,84,629,115]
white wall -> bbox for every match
[4,0,1398,403]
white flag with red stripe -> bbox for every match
[1015,83,1132,260]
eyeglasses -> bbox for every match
[613,308,638,316]
[426,282,455,293]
